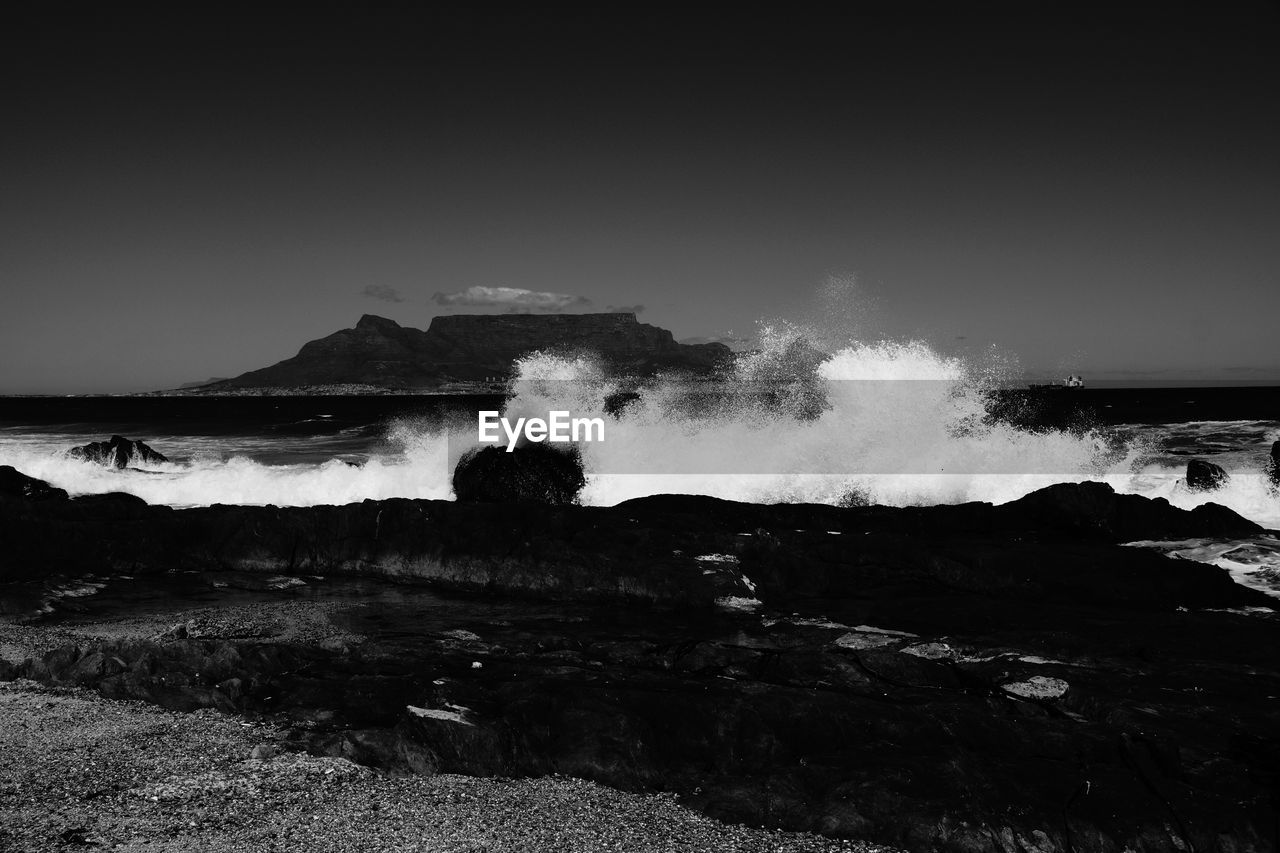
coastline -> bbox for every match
[3,466,1278,851]
[0,678,883,853]
[0,604,889,853]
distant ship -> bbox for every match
[1028,375,1085,390]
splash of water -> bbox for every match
[2,328,1277,526]
[500,329,1145,510]
[0,428,454,508]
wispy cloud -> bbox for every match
[680,334,752,349]
[431,286,591,313]
[361,284,404,303]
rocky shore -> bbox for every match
[1,677,880,852]
[2,465,1279,852]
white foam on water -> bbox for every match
[0,426,455,508]
[500,335,1277,525]
[1124,536,1280,600]
[2,328,1277,527]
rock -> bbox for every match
[311,728,438,775]
[452,443,585,505]
[249,743,277,760]
[156,621,195,640]
[67,435,168,468]
[1001,675,1069,700]
[900,642,955,660]
[0,470,1268,608]
[3,468,1273,852]
[1002,479,1258,540]
[1268,440,1280,487]
[0,465,68,500]
[30,602,1279,853]
[1186,458,1229,491]
[602,390,641,418]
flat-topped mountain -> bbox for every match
[206,313,731,391]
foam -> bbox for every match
[2,332,1277,527]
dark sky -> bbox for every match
[3,3,1278,393]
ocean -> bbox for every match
[3,354,1278,597]
[4,366,1279,850]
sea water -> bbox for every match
[2,334,1277,593]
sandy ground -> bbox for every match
[0,609,895,853]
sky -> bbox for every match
[2,4,1278,393]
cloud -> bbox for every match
[430,286,591,313]
[680,334,752,350]
[605,304,646,315]
[361,284,404,303]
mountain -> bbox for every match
[209,313,732,391]
[178,377,230,389]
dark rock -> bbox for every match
[1268,440,1280,487]
[211,313,733,390]
[6,461,1276,852]
[311,727,439,776]
[25,601,1280,853]
[452,443,585,505]
[0,658,16,681]
[0,465,68,500]
[0,470,1267,610]
[602,390,642,418]
[67,435,168,468]
[1186,458,1230,491]
[999,480,1259,540]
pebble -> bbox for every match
[0,680,896,853]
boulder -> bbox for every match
[67,435,168,469]
[1269,440,1280,487]
[1006,479,1258,540]
[452,443,585,505]
[1186,458,1229,492]
[0,465,68,500]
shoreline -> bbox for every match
[0,606,890,853]
[0,678,883,853]
[3,469,1279,851]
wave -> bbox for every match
[2,329,1277,527]
[0,429,454,508]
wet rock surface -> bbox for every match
[1186,458,1230,491]
[0,470,1263,597]
[66,434,169,468]
[5,576,1278,850]
[0,464,68,500]
[2,470,1279,852]
[453,443,586,505]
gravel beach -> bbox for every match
[0,599,897,853]
[0,680,892,853]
